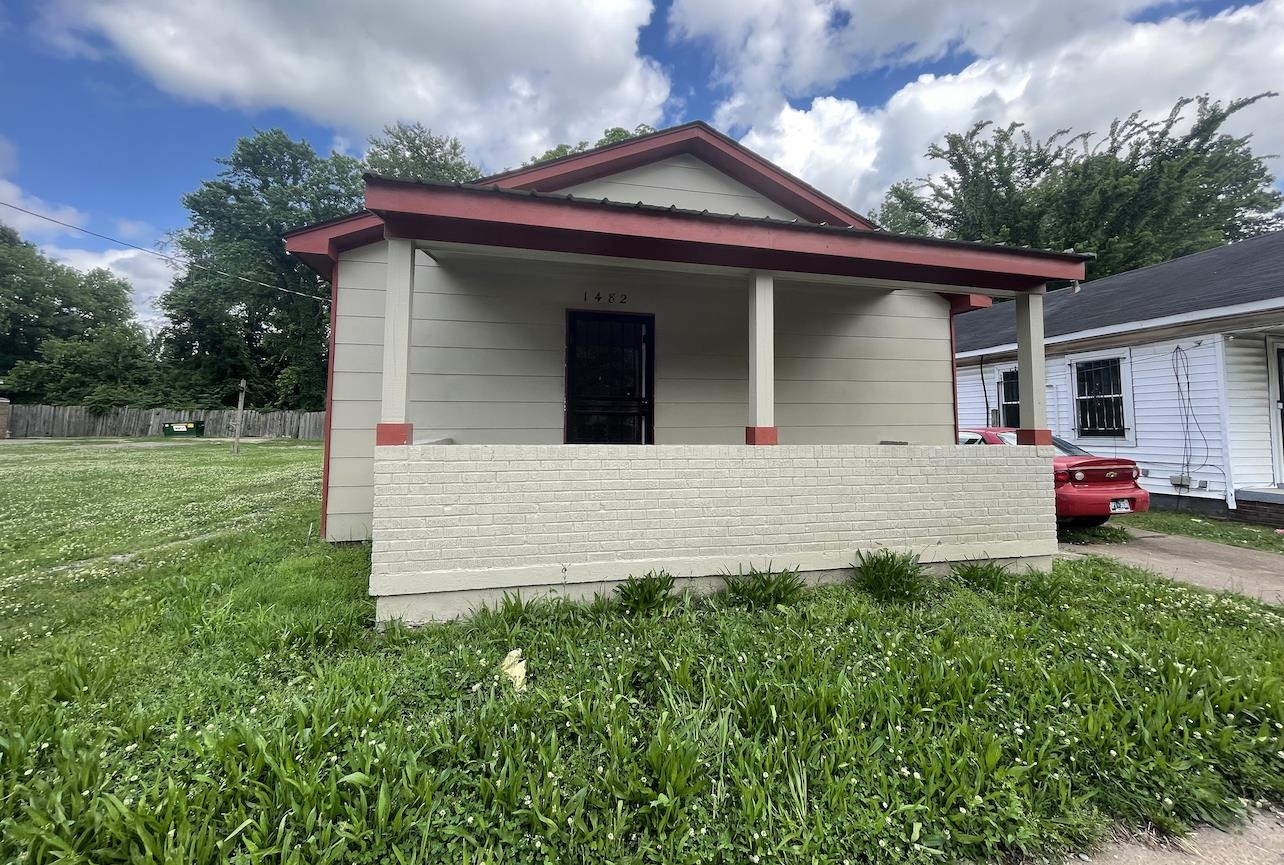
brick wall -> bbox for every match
[371,444,1056,620]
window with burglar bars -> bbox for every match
[998,370,1021,428]
[1074,358,1126,436]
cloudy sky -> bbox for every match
[2,0,1282,321]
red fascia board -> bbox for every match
[284,212,385,277]
[366,184,1086,287]
[480,123,876,229]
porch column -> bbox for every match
[746,272,777,445]
[1015,288,1051,445]
[376,238,415,446]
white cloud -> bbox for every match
[0,134,90,240]
[114,217,153,239]
[723,1,1284,212]
[40,0,672,170]
[43,244,181,330]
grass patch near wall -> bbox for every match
[1116,510,1284,555]
[2,441,1282,864]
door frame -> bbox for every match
[563,309,656,445]
[1268,335,1284,485]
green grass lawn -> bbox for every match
[1115,510,1284,555]
[1,440,1282,864]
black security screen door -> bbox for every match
[565,311,654,444]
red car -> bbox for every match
[959,427,1150,527]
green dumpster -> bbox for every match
[162,421,205,438]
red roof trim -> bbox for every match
[361,180,1085,291]
[475,121,877,230]
[284,212,384,276]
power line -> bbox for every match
[0,200,330,303]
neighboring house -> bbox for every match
[954,230,1284,527]
[286,121,1087,622]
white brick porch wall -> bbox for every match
[371,444,1055,621]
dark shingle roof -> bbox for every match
[953,230,1284,353]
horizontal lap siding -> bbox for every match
[1223,335,1276,486]
[1123,339,1228,500]
[776,285,954,444]
[327,243,387,540]
[558,154,801,220]
[956,335,1231,500]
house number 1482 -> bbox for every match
[584,291,627,304]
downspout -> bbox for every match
[1213,334,1237,510]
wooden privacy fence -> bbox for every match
[6,404,326,440]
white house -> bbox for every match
[954,230,1284,527]
[286,122,1088,622]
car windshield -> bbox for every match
[995,432,1093,457]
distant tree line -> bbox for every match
[1,97,1279,410]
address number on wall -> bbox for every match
[583,291,628,304]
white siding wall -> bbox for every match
[1223,334,1277,486]
[559,154,802,220]
[373,443,1055,621]
[328,243,956,540]
[957,334,1232,502]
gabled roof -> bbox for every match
[474,121,878,229]
[953,230,1284,354]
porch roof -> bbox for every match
[285,177,1089,292]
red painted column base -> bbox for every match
[745,426,779,445]
[375,422,413,446]
[1015,428,1053,446]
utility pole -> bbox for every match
[231,378,247,455]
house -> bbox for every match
[954,230,1284,527]
[285,121,1088,622]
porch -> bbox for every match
[283,124,1090,622]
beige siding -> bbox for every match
[776,284,955,444]
[326,241,958,539]
[559,154,802,220]
[327,242,386,541]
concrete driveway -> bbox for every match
[1060,528,1284,606]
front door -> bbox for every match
[565,310,654,444]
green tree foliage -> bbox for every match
[5,323,161,409]
[874,94,1283,279]
[527,124,657,165]
[157,130,364,410]
[364,122,481,183]
[156,124,489,411]
[0,226,133,374]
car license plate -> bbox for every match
[1110,499,1132,513]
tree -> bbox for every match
[156,125,490,411]
[527,124,657,165]
[873,94,1283,279]
[0,226,134,374]
[364,122,481,183]
[5,323,161,409]
[157,130,365,410]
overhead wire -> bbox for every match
[0,200,330,303]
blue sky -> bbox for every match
[1,0,1281,321]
